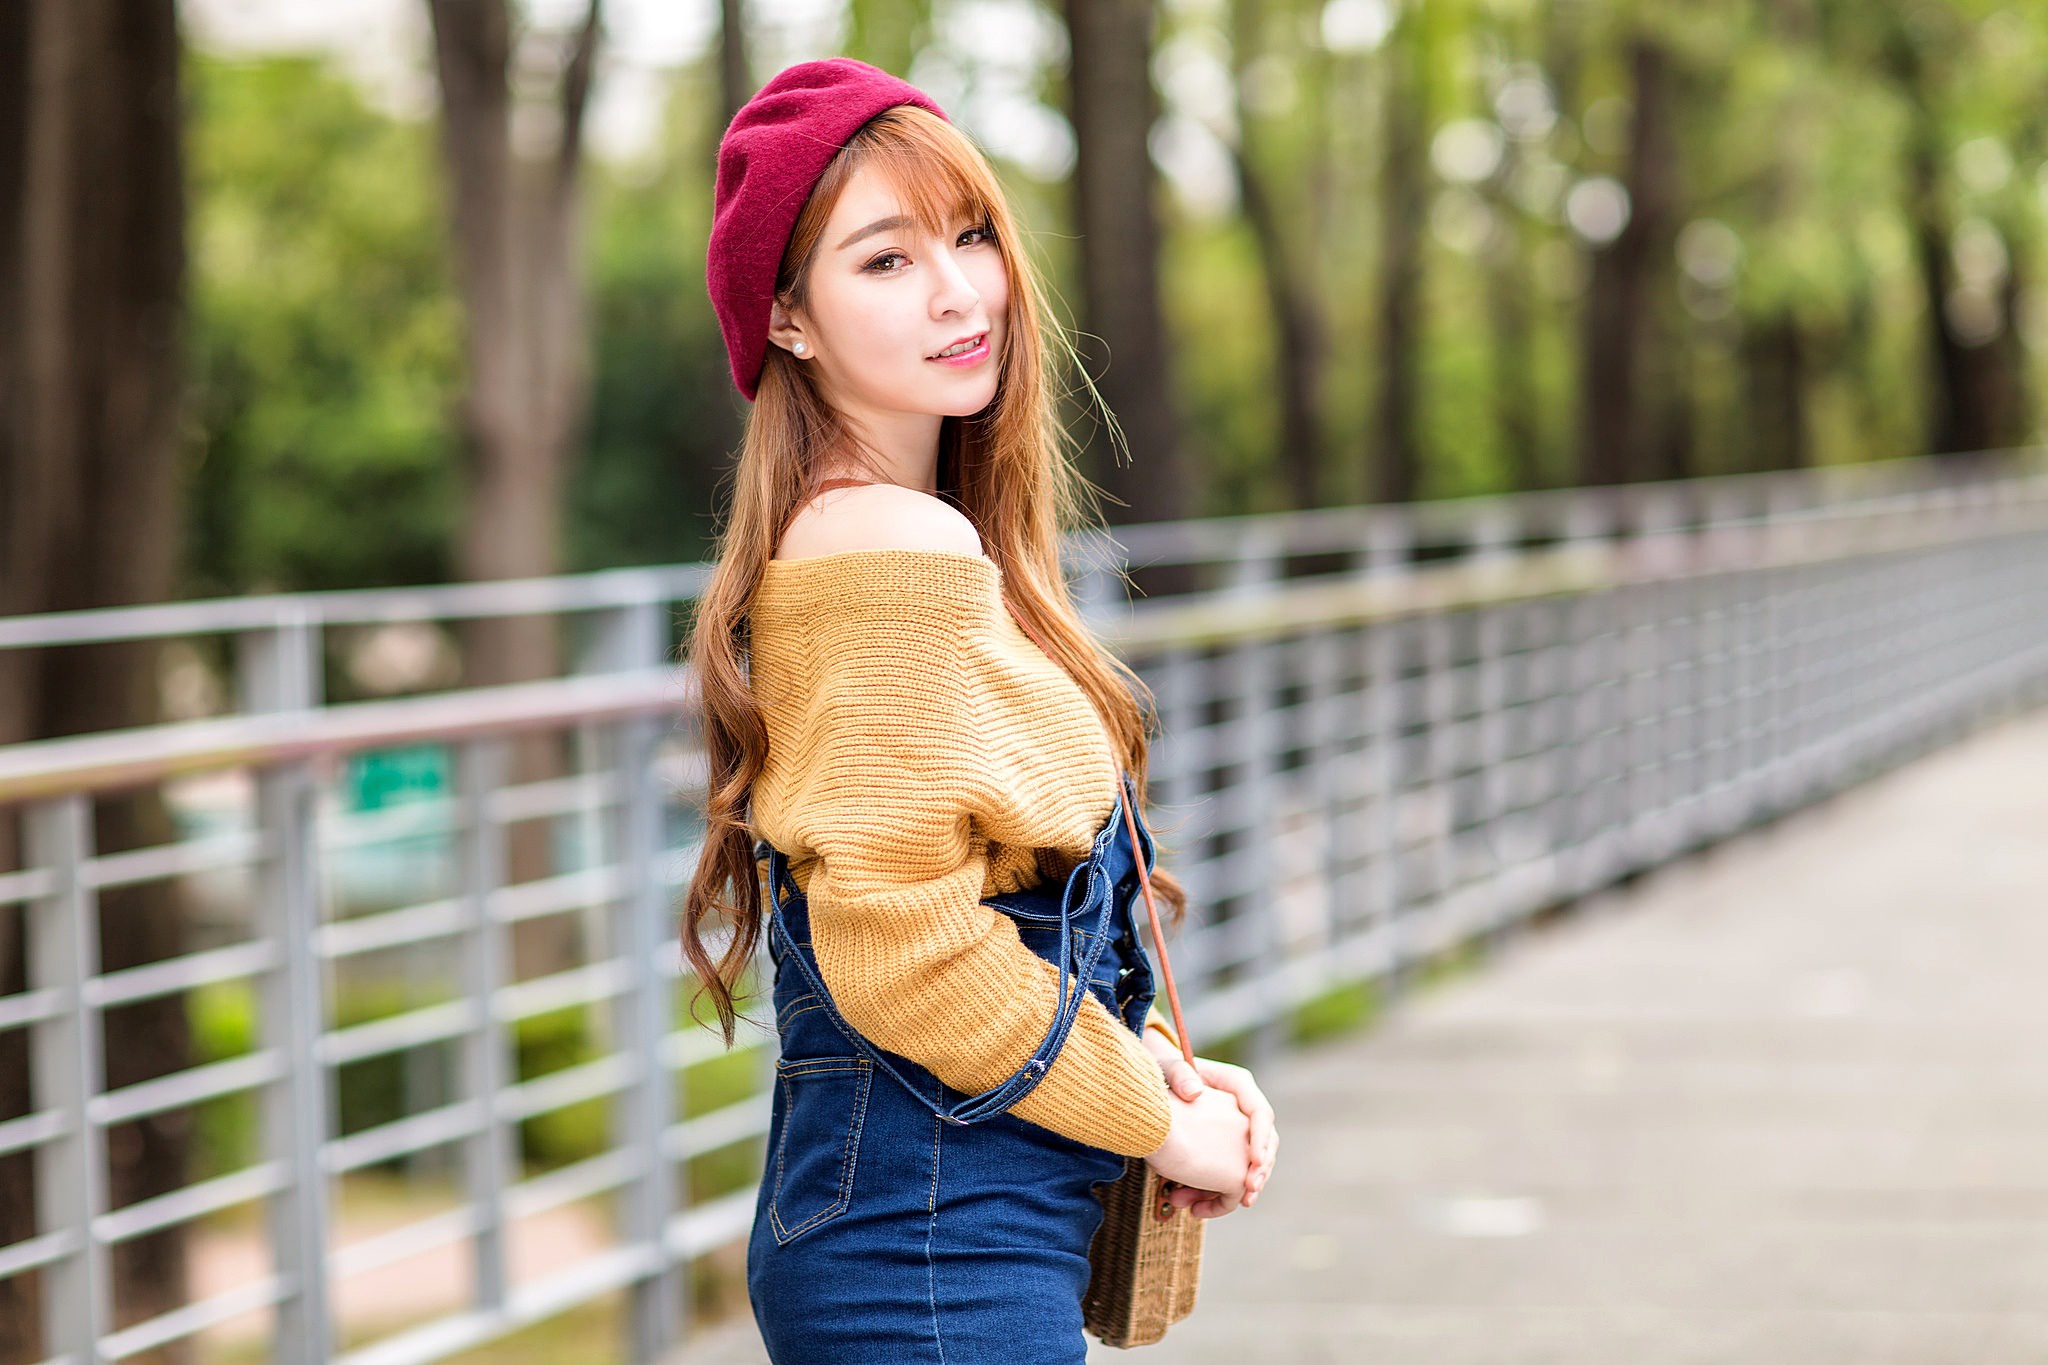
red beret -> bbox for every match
[706,58,951,402]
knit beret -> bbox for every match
[706,58,951,402]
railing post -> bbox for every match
[1226,629,1285,1070]
[1367,623,1407,997]
[242,599,335,1364]
[614,706,681,1361]
[455,737,516,1316]
[256,754,335,1363]
[237,602,324,713]
[581,586,683,1361]
[27,794,110,1365]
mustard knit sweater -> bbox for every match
[747,547,1176,1157]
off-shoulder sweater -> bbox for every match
[747,547,1176,1157]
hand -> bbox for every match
[1141,1031,1279,1212]
[1142,1086,1251,1217]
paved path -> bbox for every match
[676,706,2048,1365]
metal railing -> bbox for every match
[2,453,2046,1363]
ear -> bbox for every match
[767,299,810,359]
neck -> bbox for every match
[825,406,944,494]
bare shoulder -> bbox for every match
[775,482,986,561]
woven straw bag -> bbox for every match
[1079,784,1206,1347]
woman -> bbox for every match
[680,57,1279,1363]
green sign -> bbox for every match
[348,743,450,811]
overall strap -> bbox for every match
[791,476,1196,1064]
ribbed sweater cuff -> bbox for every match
[1009,996,1173,1157]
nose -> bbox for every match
[928,239,981,318]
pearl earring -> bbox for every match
[793,341,807,355]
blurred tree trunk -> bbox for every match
[1228,0,1327,509]
[1577,33,1682,486]
[717,0,752,133]
[1059,0,1192,526]
[1371,3,1428,504]
[1485,222,1546,490]
[1879,15,2032,467]
[1742,316,1809,471]
[0,1,191,1360]
[426,0,602,975]
[845,0,932,83]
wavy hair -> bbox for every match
[679,104,1186,1047]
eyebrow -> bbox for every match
[837,215,914,251]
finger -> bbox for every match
[1162,1059,1205,1101]
[1248,1111,1278,1182]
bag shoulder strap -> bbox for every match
[795,475,1197,1066]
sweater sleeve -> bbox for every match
[756,556,1174,1157]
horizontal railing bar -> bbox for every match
[2,457,2008,659]
[504,1147,641,1221]
[486,770,625,826]
[2,483,2039,812]
[330,1205,481,1285]
[83,939,280,1011]
[497,1054,637,1123]
[665,1092,771,1162]
[332,1245,662,1365]
[0,669,686,803]
[0,1108,66,1160]
[664,1185,761,1261]
[0,986,64,1037]
[83,829,265,890]
[87,1051,285,1129]
[318,999,479,1068]
[1106,510,2048,653]
[487,864,628,925]
[0,1227,80,1281]
[92,1161,288,1246]
[322,1100,485,1176]
[99,1274,290,1362]
[0,865,56,907]
[493,959,630,1024]
[315,897,468,961]
[0,565,703,652]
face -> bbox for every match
[768,164,1010,435]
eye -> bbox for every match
[863,224,997,274]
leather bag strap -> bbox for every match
[797,476,1197,1067]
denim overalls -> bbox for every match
[746,771,1163,1364]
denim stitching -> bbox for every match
[772,1059,869,1241]
[778,999,826,1027]
[925,1078,946,1363]
[768,1055,872,1244]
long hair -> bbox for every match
[679,104,1188,1047]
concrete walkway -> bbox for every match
[677,706,2048,1365]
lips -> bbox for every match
[928,331,987,359]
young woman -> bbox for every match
[680,58,1279,1362]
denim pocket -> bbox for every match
[767,1055,873,1246]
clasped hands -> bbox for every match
[1138,1028,1279,1219]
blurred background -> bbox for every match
[2,0,2047,1362]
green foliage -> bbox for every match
[184,54,460,596]
[188,979,260,1178]
[1161,221,1283,517]
[174,2,2048,603]
[572,115,744,572]
[513,1004,611,1169]
[185,974,622,1179]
